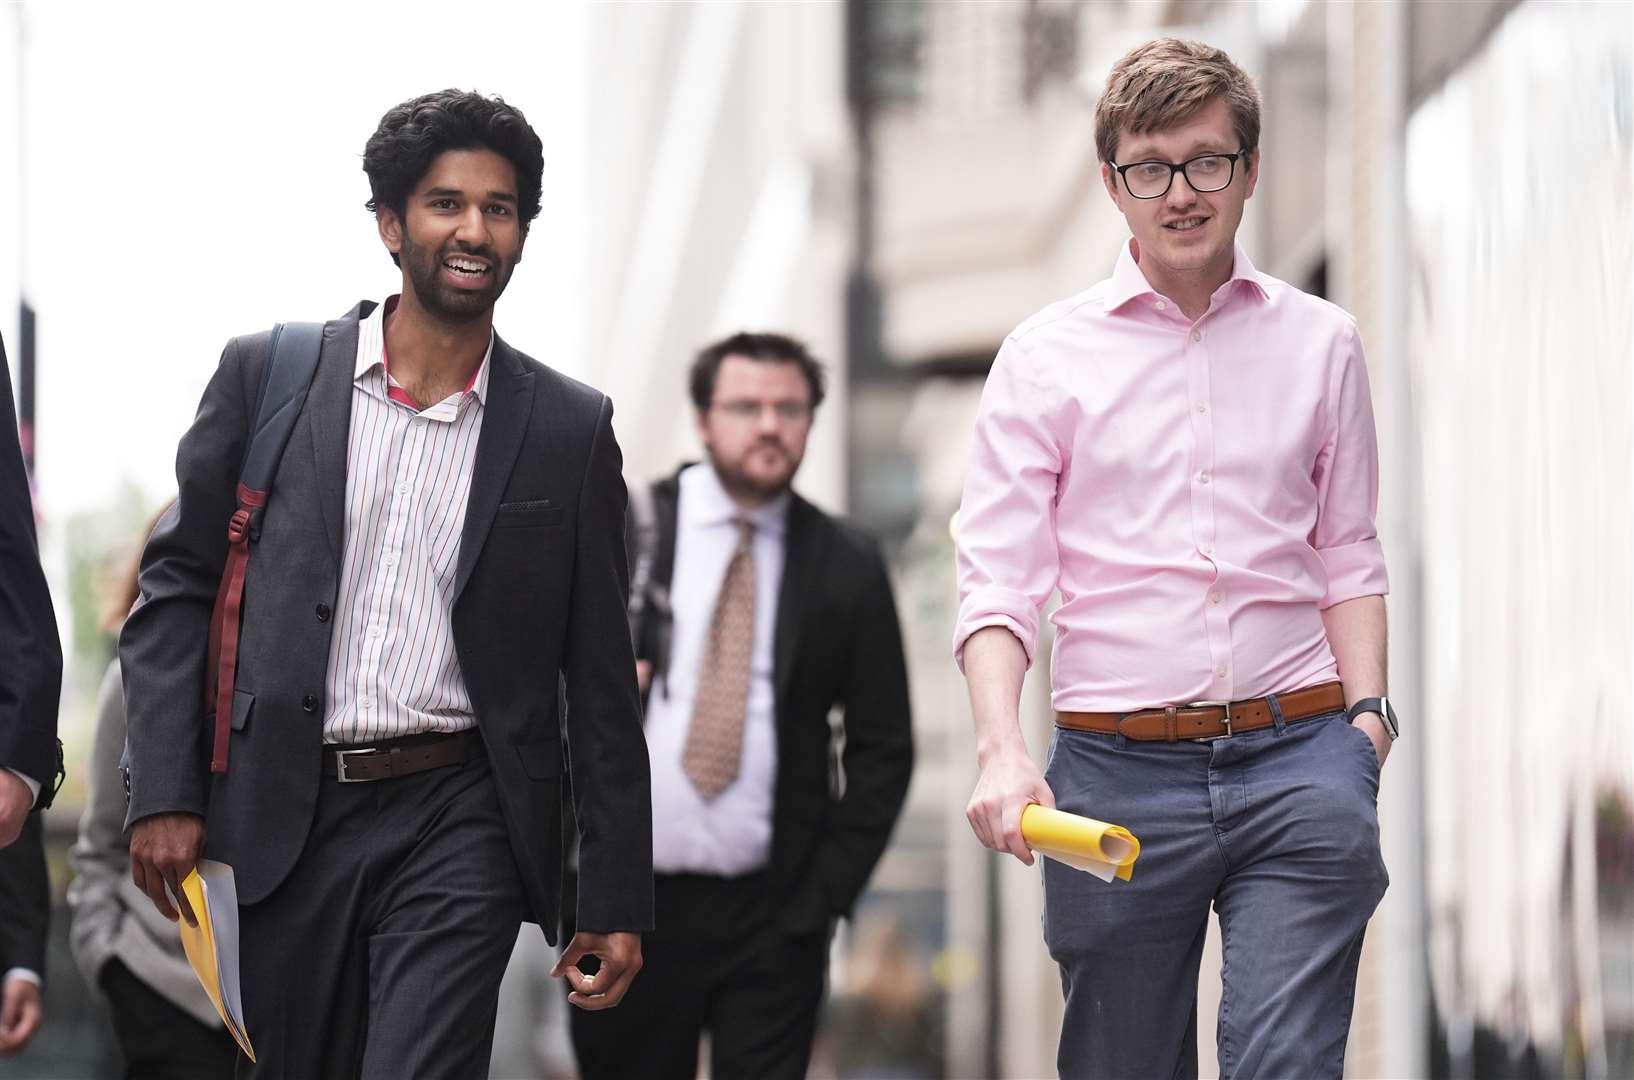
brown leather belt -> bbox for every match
[322,729,481,783]
[1056,681,1346,742]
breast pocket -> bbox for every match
[496,498,565,529]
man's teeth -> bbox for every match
[445,258,488,275]
[1165,217,1206,231]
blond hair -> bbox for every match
[1094,38,1261,165]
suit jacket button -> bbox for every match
[315,603,331,622]
[302,694,319,713]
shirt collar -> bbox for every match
[680,462,790,537]
[1103,239,1271,314]
[353,295,494,407]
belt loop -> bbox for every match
[1113,718,1128,752]
[1164,706,1179,743]
[1266,692,1287,735]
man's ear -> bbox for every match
[1100,162,1121,206]
[1242,147,1261,200]
[377,208,404,259]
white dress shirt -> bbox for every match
[321,297,491,744]
[646,463,787,876]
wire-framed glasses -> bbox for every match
[1110,149,1249,200]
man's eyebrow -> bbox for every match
[423,187,519,204]
[1118,137,1235,161]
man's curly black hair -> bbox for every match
[363,89,544,263]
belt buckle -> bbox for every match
[1186,700,1233,741]
[334,747,379,783]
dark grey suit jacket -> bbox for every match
[120,302,653,940]
[0,334,62,802]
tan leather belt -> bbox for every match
[322,729,481,783]
[1056,681,1346,742]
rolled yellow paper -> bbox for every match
[1020,804,1141,881]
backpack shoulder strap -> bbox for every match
[205,322,324,774]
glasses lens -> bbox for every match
[1125,162,1172,198]
[1183,154,1234,193]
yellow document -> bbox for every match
[176,860,256,1061]
[1020,804,1141,882]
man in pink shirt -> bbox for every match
[955,39,1397,1079]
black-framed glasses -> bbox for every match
[1110,149,1249,199]
[713,400,812,424]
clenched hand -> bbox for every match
[551,931,642,1010]
[129,812,206,927]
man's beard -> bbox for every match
[401,232,513,323]
[710,442,801,504]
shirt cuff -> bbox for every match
[3,968,40,988]
[5,769,40,805]
[1316,537,1390,608]
[953,587,1042,672]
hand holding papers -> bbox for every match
[176,860,255,1060]
[1020,804,1141,882]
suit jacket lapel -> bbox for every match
[773,495,822,704]
[455,335,535,598]
[306,303,370,567]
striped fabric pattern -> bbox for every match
[321,299,492,745]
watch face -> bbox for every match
[1379,697,1400,739]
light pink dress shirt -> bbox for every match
[953,241,1388,711]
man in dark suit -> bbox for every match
[0,333,61,843]
[0,816,47,1056]
[121,90,652,1078]
[0,333,61,1057]
[570,332,914,1079]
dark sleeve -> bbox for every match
[119,338,257,828]
[563,397,654,934]
[0,813,49,979]
[812,540,915,918]
[0,336,63,798]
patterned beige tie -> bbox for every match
[682,518,756,800]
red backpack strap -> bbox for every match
[206,483,268,772]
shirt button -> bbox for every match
[1192,330,1203,342]
[1155,300,1167,311]
[1196,402,1208,414]
[359,697,373,710]
[1198,471,1211,485]
[369,626,383,639]
[1210,591,1223,604]
[383,553,399,568]
[1215,666,1228,678]
[301,694,319,713]
[397,481,411,496]
[315,603,331,622]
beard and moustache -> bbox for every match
[710,438,802,504]
[400,230,516,323]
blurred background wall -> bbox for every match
[3,1,1630,1077]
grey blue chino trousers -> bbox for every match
[1042,705,1388,1080]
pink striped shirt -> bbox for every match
[953,242,1388,711]
[322,298,492,744]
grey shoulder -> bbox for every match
[512,349,613,418]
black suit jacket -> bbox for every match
[0,814,48,979]
[633,466,913,934]
[120,302,653,940]
[0,335,62,804]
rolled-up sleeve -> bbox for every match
[953,338,1063,670]
[1311,323,1389,607]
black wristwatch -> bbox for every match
[1347,696,1399,740]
